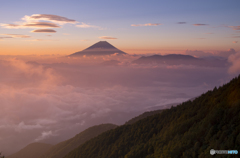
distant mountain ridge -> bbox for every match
[132,54,228,67]
[69,41,127,57]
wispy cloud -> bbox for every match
[177,22,186,24]
[35,130,55,141]
[1,14,76,30]
[31,29,56,33]
[228,26,240,30]
[1,22,60,29]
[28,39,58,42]
[193,24,208,26]
[233,41,238,44]
[22,14,78,25]
[1,34,31,38]
[99,36,117,40]
[131,23,162,27]
[76,22,103,30]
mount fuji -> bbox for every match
[69,41,127,57]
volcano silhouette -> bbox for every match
[69,41,127,57]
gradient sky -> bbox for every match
[0,0,240,55]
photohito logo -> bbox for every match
[210,149,215,155]
[210,149,238,155]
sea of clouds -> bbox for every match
[0,53,239,155]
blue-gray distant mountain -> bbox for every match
[132,54,228,67]
[69,41,127,57]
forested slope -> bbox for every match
[124,109,163,125]
[64,75,240,158]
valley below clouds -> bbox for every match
[0,55,236,155]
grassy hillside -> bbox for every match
[39,123,117,158]
[6,143,52,158]
[64,75,240,158]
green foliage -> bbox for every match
[64,74,240,158]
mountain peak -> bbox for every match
[69,41,127,56]
[85,41,117,50]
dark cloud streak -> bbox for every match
[31,29,57,33]
[193,24,208,26]
[177,22,186,24]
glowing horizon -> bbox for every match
[0,0,239,56]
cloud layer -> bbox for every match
[0,56,231,155]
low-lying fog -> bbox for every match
[0,53,239,155]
